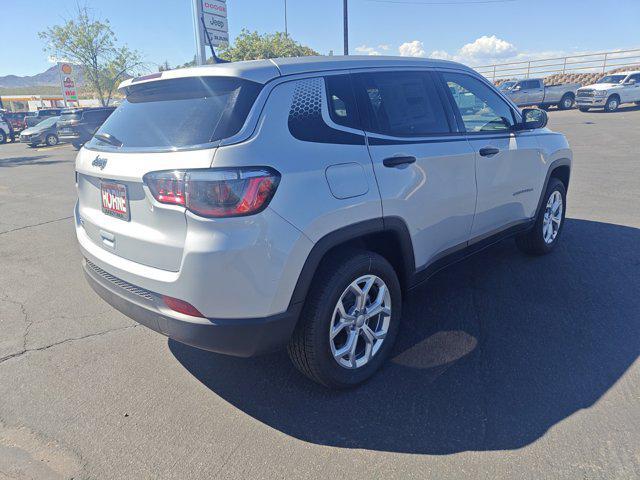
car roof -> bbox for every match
[119,55,474,89]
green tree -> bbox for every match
[218,30,318,62]
[39,7,145,106]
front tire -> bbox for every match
[45,134,58,146]
[288,249,401,389]
[558,94,575,110]
[0,130,6,144]
[516,178,567,255]
[604,95,620,112]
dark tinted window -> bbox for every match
[353,71,450,136]
[325,75,360,129]
[87,77,262,150]
[83,109,113,122]
[442,72,515,133]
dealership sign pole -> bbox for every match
[58,62,79,107]
[192,0,229,65]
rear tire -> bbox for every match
[604,95,620,112]
[578,107,590,112]
[558,94,575,110]
[288,249,401,389]
[516,178,567,255]
[0,130,6,144]
[45,134,58,146]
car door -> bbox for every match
[526,80,545,104]
[509,81,528,105]
[438,71,545,240]
[352,69,478,269]
[623,73,640,102]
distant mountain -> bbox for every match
[0,65,85,89]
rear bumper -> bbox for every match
[84,258,301,357]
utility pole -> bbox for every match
[343,0,349,55]
[191,0,206,65]
[284,0,288,36]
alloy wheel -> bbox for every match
[543,190,563,244]
[329,274,391,369]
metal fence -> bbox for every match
[475,48,640,81]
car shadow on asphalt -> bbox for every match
[169,218,640,454]
[0,155,70,167]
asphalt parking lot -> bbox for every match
[1,107,639,480]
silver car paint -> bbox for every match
[76,56,572,325]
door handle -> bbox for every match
[383,156,416,168]
[479,147,500,157]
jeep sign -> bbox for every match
[197,0,229,47]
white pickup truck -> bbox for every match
[576,71,640,112]
[503,78,581,110]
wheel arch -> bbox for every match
[287,217,415,310]
[534,158,572,219]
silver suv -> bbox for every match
[75,56,572,388]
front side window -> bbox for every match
[353,71,450,137]
[442,72,515,133]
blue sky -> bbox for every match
[2,0,639,76]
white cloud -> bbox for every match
[398,40,426,58]
[355,45,384,56]
[428,50,452,61]
[459,35,516,60]
[379,44,391,51]
[427,35,521,66]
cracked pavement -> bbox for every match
[1,109,639,480]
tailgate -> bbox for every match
[75,147,216,272]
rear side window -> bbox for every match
[325,75,360,129]
[353,71,450,137]
[442,72,515,133]
[87,77,262,151]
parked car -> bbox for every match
[24,108,62,128]
[19,115,61,147]
[504,78,581,110]
[576,71,640,112]
[0,112,14,143]
[75,57,572,388]
[4,111,28,133]
[58,107,115,149]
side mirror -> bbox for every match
[520,108,548,130]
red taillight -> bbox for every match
[162,295,205,317]
[143,168,280,218]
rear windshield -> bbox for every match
[87,77,262,151]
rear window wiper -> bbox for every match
[94,133,123,147]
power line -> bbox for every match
[365,0,517,5]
